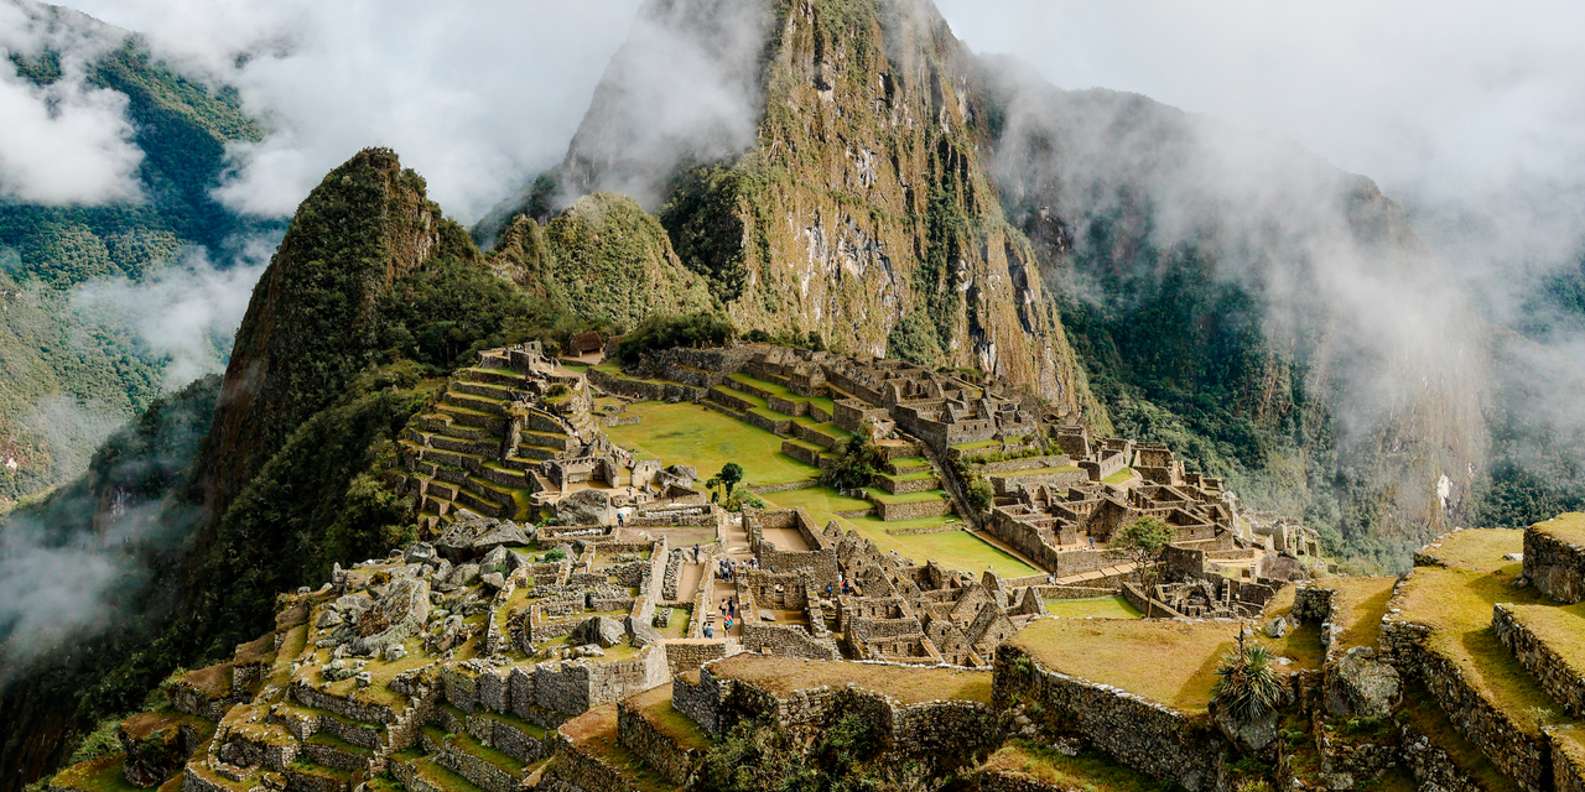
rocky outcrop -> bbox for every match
[199,148,470,520]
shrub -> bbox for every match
[1213,636,1283,724]
[820,435,885,492]
[615,311,735,365]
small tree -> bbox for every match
[819,434,884,493]
[718,462,744,496]
[1114,515,1172,617]
[965,475,994,515]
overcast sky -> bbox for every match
[4,0,1574,263]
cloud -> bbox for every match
[66,0,646,224]
[73,238,272,389]
[944,1,1585,529]
[552,0,773,211]
[0,0,144,205]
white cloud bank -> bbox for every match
[0,0,144,205]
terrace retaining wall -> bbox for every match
[991,644,1220,791]
[1493,604,1585,717]
[1382,614,1547,791]
[1525,525,1585,604]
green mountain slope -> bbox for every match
[0,2,272,510]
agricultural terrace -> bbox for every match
[1009,608,1324,714]
[708,654,993,705]
[1392,529,1569,736]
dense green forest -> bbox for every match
[0,34,277,509]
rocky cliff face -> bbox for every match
[198,148,468,520]
[515,0,1103,421]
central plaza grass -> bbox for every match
[609,399,1041,578]
[761,487,1040,578]
[605,401,817,486]
[1042,595,1143,619]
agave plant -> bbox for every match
[1213,633,1284,723]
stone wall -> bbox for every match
[672,670,726,737]
[1553,730,1585,792]
[1395,715,1489,792]
[1525,525,1585,604]
[874,495,952,521]
[745,509,838,587]
[529,646,671,719]
[1382,614,1547,790]
[991,644,1221,791]
[664,641,734,677]
[617,699,698,785]
[585,366,703,403]
[1493,604,1585,716]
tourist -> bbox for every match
[703,623,714,638]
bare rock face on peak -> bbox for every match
[490,0,1105,422]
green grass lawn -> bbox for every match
[762,487,1039,578]
[605,401,817,486]
[865,487,950,505]
[1043,595,1143,619]
[1103,467,1137,485]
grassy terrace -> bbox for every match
[1312,576,1397,649]
[1394,529,1564,735]
[51,753,144,792]
[559,704,676,792]
[864,487,949,505]
[1503,600,1585,684]
[709,654,992,705]
[606,401,816,486]
[1534,512,1585,545]
[1010,615,1322,714]
[1396,688,1520,791]
[1042,595,1143,619]
[626,685,710,751]
[978,740,1167,791]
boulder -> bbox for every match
[436,512,534,559]
[1265,616,1290,639]
[1325,647,1401,719]
[1212,701,1279,754]
[629,618,665,647]
[556,488,618,526]
[404,542,437,564]
[574,616,625,648]
[480,572,506,591]
[481,546,511,575]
